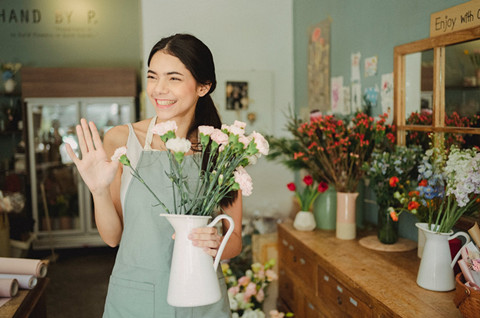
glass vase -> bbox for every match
[377,209,398,244]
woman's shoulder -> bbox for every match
[104,124,129,149]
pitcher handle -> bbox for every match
[207,214,234,271]
[449,231,471,268]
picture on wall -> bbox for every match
[226,81,249,110]
[308,18,331,112]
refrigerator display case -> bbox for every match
[26,97,135,249]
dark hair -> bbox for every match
[148,34,221,135]
[148,34,237,207]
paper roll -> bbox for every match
[0,257,48,277]
[0,274,37,289]
[468,222,480,248]
[0,278,18,297]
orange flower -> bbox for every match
[419,179,428,187]
[408,190,420,197]
[390,210,399,222]
[408,201,420,210]
[389,176,399,187]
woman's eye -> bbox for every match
[170,77,181,81]
[147,75,156,80]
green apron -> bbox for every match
[103,120,231,318]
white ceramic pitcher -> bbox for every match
[161,213,234,307]
[416,223,470,291]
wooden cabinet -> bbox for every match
[277,222,462,318]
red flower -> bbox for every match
[419,179,428,187]
[303,175,314,186]
[389,176,399,187]
[318,182,329,193]
[408,190,420,197]
[287,183,296,192]
[390,210,399,222]
[408,201,420,210]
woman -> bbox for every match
[66,34,242,317]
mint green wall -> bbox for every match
[293,0,466,113]
[0,0,141,72]
[293,0,466,240]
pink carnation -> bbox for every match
[238,275,251,287]
[234,166,253,196]
[228,286,240,296]
[255,288,265,302]
[151,120,177,136]
[250,131,269,155]
[198,125,215,136]
[210,129,229,146]
[111,146,127,161]
[233,120,246,129]
[222,123,244,136]
[244,282,257,301]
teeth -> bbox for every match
[156,100,175,106]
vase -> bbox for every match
[293,211,316,231]
[377,209,398,244]
[312,186,336,230]
[356,180,365,229]
[336,192,358,240]
[417,226,426,258]
[161,213,234,307]
[4,78,16,93]
[415,223,470,291]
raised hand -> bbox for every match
[65,118,119,195]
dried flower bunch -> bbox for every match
[112,120,269,216]
[1,62,22,81]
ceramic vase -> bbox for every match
[161,213,234,307]
[312,186,336,230]
[415,223,470,291]
[417,226,426,258]
[336,192,358,240]
[293,211,316,231]
[377,209,398,244]
[4,79,16,94]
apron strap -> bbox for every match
[144,116,157,150]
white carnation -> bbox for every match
[166,137,191,153]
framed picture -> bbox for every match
[226,81,248,110]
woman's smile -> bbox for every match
[155,99,176,108]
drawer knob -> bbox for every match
[308,302,315,310]
[323,275,329,281]
[299,258,306,265]
[336,285,343,293]
[289,245,294,251]
[349,297,358,307]
[282,239,288,246]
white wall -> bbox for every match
[141,0,295,219]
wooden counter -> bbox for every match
[0,278,49,318]
[277,222,461,317]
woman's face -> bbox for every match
[147,51,209,128]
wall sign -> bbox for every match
[430,1,480,37]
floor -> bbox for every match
[31,246,117,318]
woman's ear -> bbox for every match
[197,82,212,97]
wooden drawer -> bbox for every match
[279,231,316,288]
[278,262,295,311]
[317,266,373,317]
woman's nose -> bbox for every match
[154,78,168,94]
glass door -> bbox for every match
[26,99,84,235]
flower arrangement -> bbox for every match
[287,111,395,192]
[1,62,22,81]
[362,146,421,217]
[464,49,480,69]
[287,175,328,211]
[389,137,480,233]
[0,191,25,230]
[112,120,269,216]
[222,260,293,318]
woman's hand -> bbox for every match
[65,118,119,195]
[189,227,221,257]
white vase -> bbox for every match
[293,211,316,231]
[417,226,426,258]
[161,213,234,307]
[336,192,358,240]
[415,223,470,291]
[4,78,16,93]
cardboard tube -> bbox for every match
[0,258,48,277]
[0,278,18,297]
[468,222,480,248]
[0,274,37,289]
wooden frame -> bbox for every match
[394,26,480,230]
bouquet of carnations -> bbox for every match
[112,120,269,216]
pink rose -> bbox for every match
[255,288,265,302]
[238,275,251,287]
[244,282,257,301]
